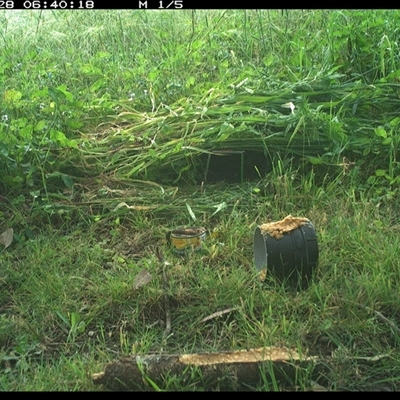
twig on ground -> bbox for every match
[200,307,239,323]
[163,262,172,339]
[366,307,400,336]
[350,354,391,362]
[154,247,172,340]
[344,298,400,336]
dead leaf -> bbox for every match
[0,228,13,249]
[282,101,296,114]
[133,268,152,290]
[310,380,328,391]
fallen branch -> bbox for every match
[92,346,319,391]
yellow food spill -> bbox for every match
[259,268,267,282]
[259,215,309,240]
[179,346,315,366]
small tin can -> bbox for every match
[167,227,207,253]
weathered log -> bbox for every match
[92,346,319,391]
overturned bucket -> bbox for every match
[253,215,319,289]
[167,227,207,254]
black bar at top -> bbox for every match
[9,1,290,10]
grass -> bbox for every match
[1,174,400,390]
[1,9,400,391]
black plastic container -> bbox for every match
[253,221,319,289]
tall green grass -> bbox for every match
[1,10,400,203]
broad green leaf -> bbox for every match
[148,70,158,82]
[12,176,24,183]
[190,40,203,50]
[374,126,387,138]
[148,149,157,158]
[90,79,106,92]
[96,51,111,58]
[308,157,324,165]
[49,130,77,148]
[48,87,63,102]
[57,84,74,102]
[19,125,34,140]
[263,54,275,67]
[186,76,196,88]
[67,120,84,130]
[61,174,74,189]
[35,120,47,131]
[362,147,371,156]
[375,169,386,177]
[80,64,96,75]
[389,117,400,127]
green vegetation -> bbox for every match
[1,10,400,391]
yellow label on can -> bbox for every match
[171,236,202,250]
